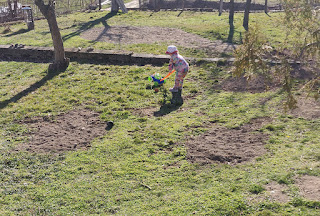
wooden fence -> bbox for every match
[0,0,97,23]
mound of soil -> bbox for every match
[80,26,235,54]
[19,109,107,153]
[185,118,271,165]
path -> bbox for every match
[101,0,139,8]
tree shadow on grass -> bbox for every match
[62,11,117,42]
[0,69,64,110]
[4,28,32,37]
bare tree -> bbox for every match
[111,0,128,13]
[227,0,235,42]
[7,0,13,18]
[264,0,268,14]
[13,0,18,17]
[34,0,69,72]
[243,0,251,31]
[219,0,223,16]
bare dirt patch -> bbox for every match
[185,117,271,165]
[248,181,290,204]
[265,181,290,203]
[80,26,235,55]
[290,96,320,120]
[18,109,107,153]
[296,175,320,201]
[220,63,319,94]
[219,75,281,93]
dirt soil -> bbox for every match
[18,109,107,153]
[185,117,271,165]
[290,96,320,120]
[296,175,320,201]
[219,75,281,93]
[80,26,235,55]
[264,181,290,203]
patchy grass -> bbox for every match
[0,8,319,215]
[0,59,319,215]
[0,10,287,57]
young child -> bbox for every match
[165,45,189,92]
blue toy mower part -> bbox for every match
[151,75,165,85]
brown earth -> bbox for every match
[219,75,281,93]
[185,117,272,165]
[290,96,320,120]
[80,26,236,55]
[264,181,290,203]
[18,109,107,153]
[296,175,320,201]
[249,176,320,205]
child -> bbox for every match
[165,45,189,93]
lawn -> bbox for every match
[1,10,287,56]
[0,9,320,216]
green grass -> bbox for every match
[0,60,319,215]
[1,10,288,57]
[1,9,320,216]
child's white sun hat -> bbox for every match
[166,45,178,54]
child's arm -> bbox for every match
[160,69,175,82]
[168,58,174,72]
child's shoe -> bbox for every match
[169,88,179,92]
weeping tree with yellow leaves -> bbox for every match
[232,0,319,109]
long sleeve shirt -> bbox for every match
[168,53,189,73]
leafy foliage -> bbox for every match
[233,1,319,109]
[232,25,271,80]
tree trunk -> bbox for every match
[7,0,13,18]
[219,0,223,16]
[13,0,18,17]
[99,0,102,10]
[228,0,234,42]
[111,0,119,12]
[34,0,69,72]
[243,0,251,31]
[264,0,268,14]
